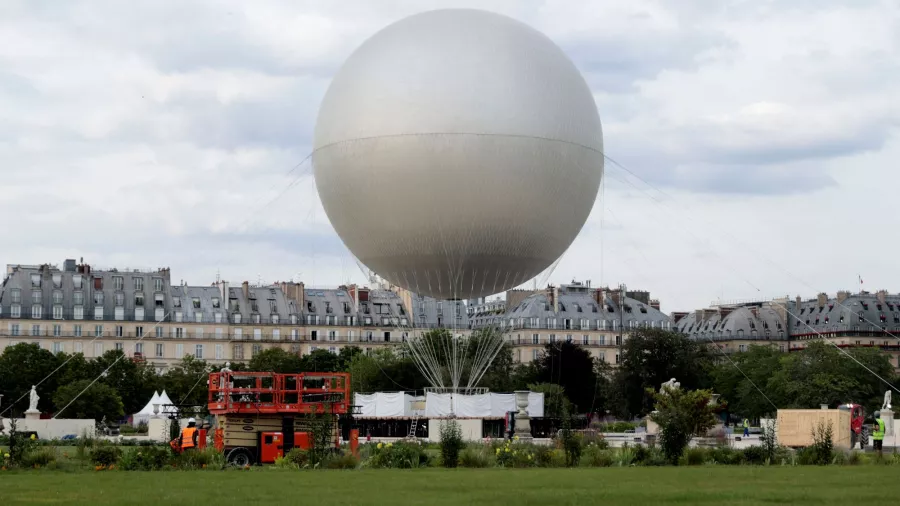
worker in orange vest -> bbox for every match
[179,418,199,451]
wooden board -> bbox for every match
[776,409,852,449]
[221,414,338,448]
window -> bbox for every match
[31,274,41,287]
[74,291,84,305]
[582,335,589,345]
[215,344,224,360]
[72,341,82,353]
[173,297,181,308]
[10,324,20,336]
[253,328,262,340]
[10,289,21,304]
[156,343,164,358]
[155,326,163,338]
[11,305,21,318]
[52,291,63,304]
[134,277,144,291]
[115,325,123,337]
[52,342,63,354]
[113,276,124,291]
[115,342,124,351]
[252,344,262,356]
[135,326,144,338]
[215,328,223,339]
[532,333,539,344]
[192,298,201,309]
[134,342,143,354]
[234,328,243,339]
[175,327,184,338]
[195,328,204,339]
[94,342,104,357]
[94,292,104,305]
[52,273,62,288]
[52,324,61,337]
[53,305,63,319]
[175,343,184,359]
[115,293,124,307]
[291,329,300,341]
[739,344,747,352]
[212,297,220,309]
[532,349,538,361]
[31,324,41,336]
[94,325,103,337]
[153,278,163,292]
[194,344,203,359]
[31,305,42,319]
[273,329,281,340]
[32,290,42,304]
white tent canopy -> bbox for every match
[354,392,544,418]
[132,390,178,425]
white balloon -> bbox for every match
[314,9,603,300]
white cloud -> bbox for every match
[1,0,898,312]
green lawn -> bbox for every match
[2,467,897,505]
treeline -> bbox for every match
[1,328,896,422]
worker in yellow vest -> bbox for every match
[742,418,750,437]
[872,411,885,454]
[179,418,199,452]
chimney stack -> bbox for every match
[817,293,828,307]
[242,281,250,301]
[837,291,849,304]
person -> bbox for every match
[742,418,750,438]
[179,418,199,452]
[872,410,885,454]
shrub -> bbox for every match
[683,447,708,466]
[91,445,122,467]
[119,446,173,471]
[581,446,614,467]
[615,444,635,467]
[20,448,56,469]
[324,452,359,470]
[439,419,464,468]
[174,448,225,470]
[760,420,778,463]
[284,448,309,468]
[459,447,492,468]
[708,446,744,465]
[560,412,582,467]
[367,441,427,469]
[649,387,717,465]
[742,445,768,465]
[809,420,834,466]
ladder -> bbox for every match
[407,415,419,439]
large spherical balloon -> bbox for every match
[314,9,603,300]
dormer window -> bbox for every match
[307,301,316,313]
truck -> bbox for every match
[776,403,868,450]
[207,370,356,466]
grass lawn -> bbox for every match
[2,466,898,505]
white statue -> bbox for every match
[883,390,892,411]
[28,385,39,412]
[660,378,680,394]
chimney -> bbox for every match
[649,299,660,311]
[242,281,249,301]
[817,293,827,307]
[552,286,559,312]
[695,309,704,322]
[795,295,802,311]
[837,291,849,304]
[220,281,230,303]
[877,290,887,304]
[671,311,688,324]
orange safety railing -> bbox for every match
[208,371,351,415]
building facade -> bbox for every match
[675,290,900,369]
[0,259,468,372]
[470,281,672,364]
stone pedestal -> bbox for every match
[882,409,894,436]
[513,390,533,443]
[24,410,40,420]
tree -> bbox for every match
[612,329,713,418]
[532,341,599,413]
[711,345,783,419]
[300,349,342,372]
[649,386,717,465]
[160,356,210,411]
[53,380,124,421]
[336,346,363,371]
[767,341,895,413]
[0,343,62,415]
[93,350,158,415]
[248,348,304,373]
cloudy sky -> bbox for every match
[1,0,898,312]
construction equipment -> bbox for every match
[207,371,352,466]
[776,403,868,449]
